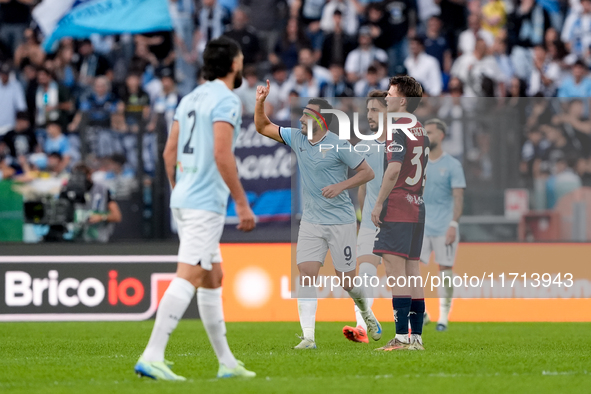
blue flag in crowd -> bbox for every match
[33,0,173,52]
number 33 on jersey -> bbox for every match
[381,119,430,224]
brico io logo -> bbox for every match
[5,270,145,308]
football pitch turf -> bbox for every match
[1,321,589,393]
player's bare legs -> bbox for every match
[296,261,322,349]
[343,255,380,343]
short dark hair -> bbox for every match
[366,90,387,108]
[388,75,423,113]
[202,36,242,81]
[307,98,333,130]
[48,152,63,161]
[424,118,447,135]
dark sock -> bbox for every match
[392,296,412,335]
[409,299,426,335]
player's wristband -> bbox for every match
[449,220,459,229]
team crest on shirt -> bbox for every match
[440,168,447,176]
[320,146,331,158]
[406,194,424,205]
[387,142,404,153]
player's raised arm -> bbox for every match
[214,121,256,232]
[163,120,180,188]
[254,80,284,143]
[371,161,402,227]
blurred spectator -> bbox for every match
[365,3,396,53]
[508,0,552,79]
[266,63,289,112]
[242,0,287,54]
[150,67,180,133]
[13,28,44,68]
[319,9,356,68]
[521,127,551,178]
[557,59,591,97]
[551,99,591,158]
[279,64,320,100]
[458,14,495,55]
[0,152,17,180]
[546,154,582,208]
[93,154,138,200]
[344,26,388,82]
[0,62,27,139]
[0,0,32,55]
[482,0,507,37]
[53,41,77,91]
[298,47,331,83]
[404,36,443,96]
[439,0,468,57]
[451,38,505,96]
[169,0,196,96]
[292,0,326,26]
[321,63,354,97]
[437,77,467,159]
[320,0,359,36]
[138,31,175,69]
[73,39,112,88]
[34,67,72,133]
[423,16,452,73]
[118,73,151,133]
[235,65,265,114]
[224,6,263,66]
[491,32,514,86]
[416,0,440,28]
[196,0,231,58]
[270,18,310,70]
[44,121,70,172]
[561,0,591,64]
[19,58,37,124]
[383,0,417,73]
[70,77,118,131]
[3,111,37,158]
[353,64,381,96]
[527,44,561,96]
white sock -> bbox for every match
[439,269,454,325]
[354,263,377,329]
[298,285,317,341]
[347,286,368,314]
[197,287,237,369]
[143,277,195,362]
[395,333,410,343]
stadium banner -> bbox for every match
[1,244,591,322]
[33,0,173,52]
[227,117,292,224]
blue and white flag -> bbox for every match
[33,0,173,52]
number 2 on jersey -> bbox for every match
[405,146,430,186]
[182,110,196,154]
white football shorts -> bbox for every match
[420,234,459,267]
[172,208,224,270]
[296,221,357,272]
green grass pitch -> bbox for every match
[1,321,589,393]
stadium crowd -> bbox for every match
[0,0,591,209]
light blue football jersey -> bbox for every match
[280,128,364,225]
[170,79,242,214]
[356,140,385,230]
[423,153,466,236]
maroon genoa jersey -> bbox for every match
[381,118,430,223]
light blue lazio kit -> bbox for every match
[170,79,242,214]
[423,153,466,237]
[356,140,385,231]
[280,128,364,225]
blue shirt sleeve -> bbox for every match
[279,127,294,147]
[337,140,365,169]
[388,130,407,163]
[59,137,71,156]
[212,95,241,128]
[450,159,466,188]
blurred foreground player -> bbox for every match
[371,76,429,351]
[254,82,381,349]
[420,119,465,332]
[135,37,256,380]
[343,91,388,343]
